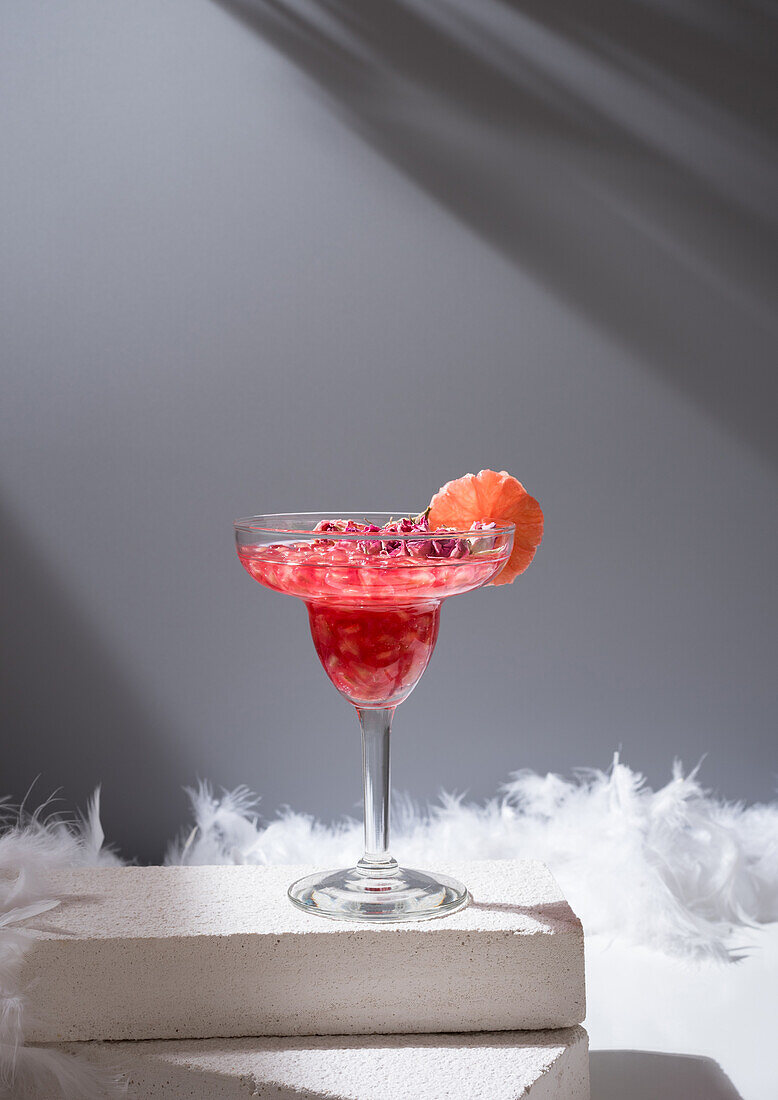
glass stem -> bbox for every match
[356,706,398,876]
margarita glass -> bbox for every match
[235,512,514,922]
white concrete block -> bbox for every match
[23,860,585,1043]
[58,1027,590,1099]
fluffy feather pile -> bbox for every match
[1,758,777,1097]
[0,792,121,1098]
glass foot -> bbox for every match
[288,863,469,923]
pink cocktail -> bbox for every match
[235,512,514,921]
[238,531,502,707]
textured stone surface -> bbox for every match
[59,1027,590,1099]
[24,860,585,1042]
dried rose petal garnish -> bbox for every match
[309,514,497,560]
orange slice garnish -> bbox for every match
[428,469,543,585]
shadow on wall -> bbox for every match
[0,499,186,862]
[215,0,778,463]
[590,1050,743,1099]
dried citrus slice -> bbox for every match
[427,469,543,585]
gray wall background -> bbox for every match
[2,0,776,861]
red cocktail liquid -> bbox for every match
[238,540,505,707]
[307,602,440,706]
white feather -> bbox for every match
[2,1045,122,1099]
[0,797,122,1097]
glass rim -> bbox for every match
[234,511,515,540]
